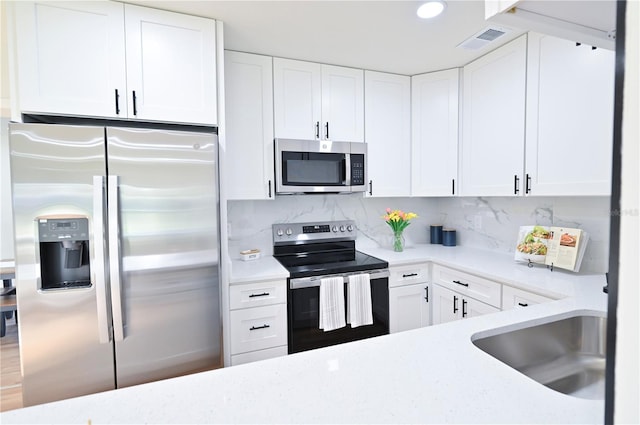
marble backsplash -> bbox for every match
[227,195,611,273]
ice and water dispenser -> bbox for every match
[37,217,92,290]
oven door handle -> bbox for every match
[289,269,390,289]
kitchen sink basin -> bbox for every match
[472,314,607,400]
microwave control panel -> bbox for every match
[350,154,365,185]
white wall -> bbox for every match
[615,1,639,422]
[0,2,14,260]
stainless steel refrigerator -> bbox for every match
[9,122,221,407]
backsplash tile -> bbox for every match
[228,195,611,273]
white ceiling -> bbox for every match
[121,0,616,76]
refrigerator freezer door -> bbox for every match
[106,127,221,387]
[9,123,116,407]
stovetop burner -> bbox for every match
[272,220,388,279]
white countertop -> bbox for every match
[2,245,608,424]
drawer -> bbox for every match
[432,264,502,308]
[230,279,286,310]
[502,285,554,310]
[230,346,288,366]
[230,304,287,355]
[388,263,429,288]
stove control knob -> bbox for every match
[346,224,354,232]
[285,228,293,236]
[332,226,338,232]
[276,228,284,237]
[339,225,346,232]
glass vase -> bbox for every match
[392,230,405,252]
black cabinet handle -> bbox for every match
[452,179,455,195]
[268,180,272,198]
[315,122,320,139]
[368,180,373,196]
[424,286,429,302]
[518,302,529,307]
[132,90,138,116]
[403,273,418,278]
[514,174,520,195]
[325,122,329,139]
[525,174,532,194]
[453,280,469,287]
[453,295,458,313]
[250,324,270,331]
[114,89,120,115]
[249,292,270,298]
[462,299,468,317]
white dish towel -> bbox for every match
[319,276,346,332]
[347,273,373,328]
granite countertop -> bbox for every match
[1,245,608,424]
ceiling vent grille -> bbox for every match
[457,26,510,50]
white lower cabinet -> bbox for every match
[432,284,500,325]
[229,280,287,366]
[502,285,554,310]
[431,264,501,325]
[388,263,431,333]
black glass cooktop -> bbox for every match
[273,240,388,279]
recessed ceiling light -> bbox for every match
[417,1,446,19]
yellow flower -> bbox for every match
[382,209,418,233]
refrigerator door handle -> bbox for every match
[108,175,125,342]
[93,176,111,344]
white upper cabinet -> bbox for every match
[411,69,460,196]
[273,58,364,142]
[14,1,127,118]
[13,1,217,125]
[273,58,322,140]
[524,32,615,196]
[124,5,217,125]
[224,51,274,200]
[364,71,411,197]
[321,64,364,142]
[459,35,527,196]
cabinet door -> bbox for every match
[462,297,500,318]
[502,285,553,310]
[273,58,322,140]
[124,4,217,125]
[389,283,430,333]
[525,33,615,196]
[14,1,126,118]
[411,69,460,196]
[364,71,411,197]
[224,51,275,200]
[432,285,461,325]
[321,65,364,142]
[460,35,527,196]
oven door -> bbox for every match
[287,270,389,354]
[275,139,351,194]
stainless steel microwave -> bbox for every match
[275,139,367,194]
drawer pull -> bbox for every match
[453,280,469,287]
[249,292,270,298]
[462,299,468,317]
[250,324,270,331]
[453,295,459,313]
[518,302,529,307]
[403,273,418,278]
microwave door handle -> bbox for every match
[344,154,351,186]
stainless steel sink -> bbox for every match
[472,314,607,400]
